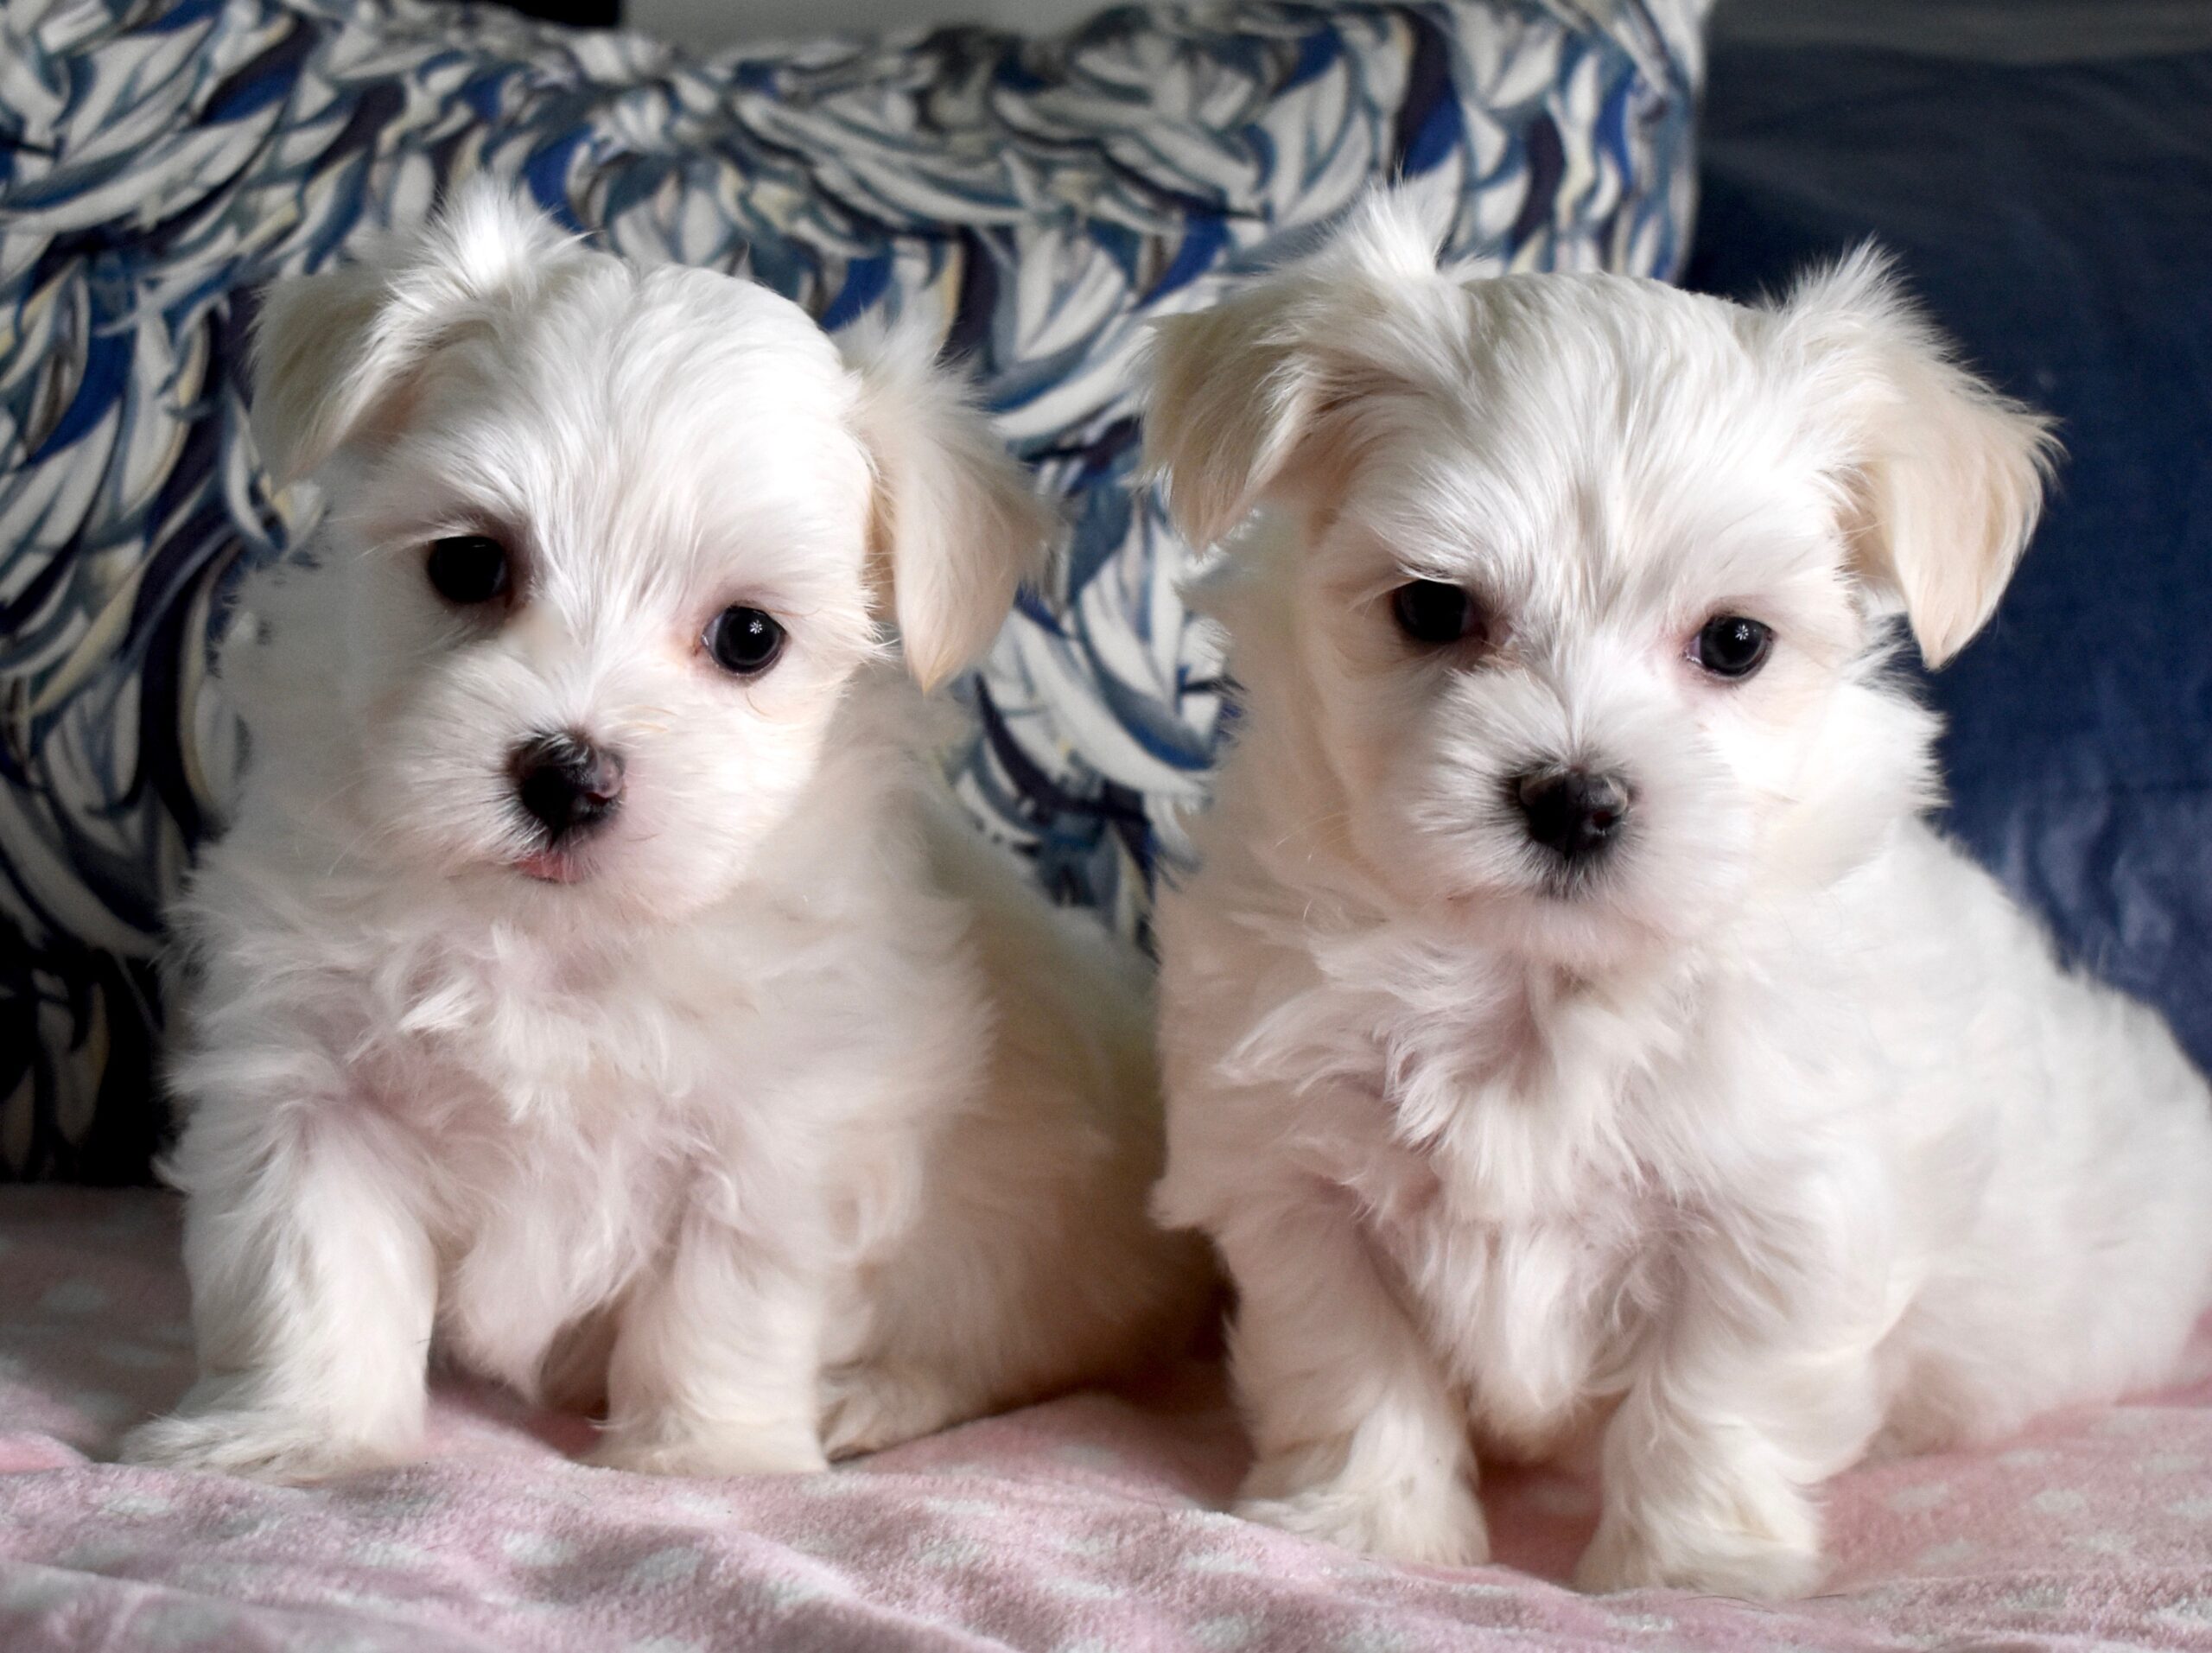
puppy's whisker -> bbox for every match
[318,814,410,879]
[1268,807,1351,855]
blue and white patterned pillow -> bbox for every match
[0,0,1706,1180]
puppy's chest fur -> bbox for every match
[269,884,968,1389]
[345,919,783,1319]
[368,920,746,1135]
[1290,958,1709,1454]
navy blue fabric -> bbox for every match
[1683,37,2212,1070]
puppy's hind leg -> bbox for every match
[819,1359,966,1459]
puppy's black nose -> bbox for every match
[1513,768,1630,862]
[512,732,625,842]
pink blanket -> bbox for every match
[5,1189,2211,1651]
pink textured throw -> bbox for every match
[4,1188,2211,1650]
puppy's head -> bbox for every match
[1145,197,2056,963]
[248,180,1048,920]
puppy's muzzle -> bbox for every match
[1512,767,1630,865]
[512,731,626,844]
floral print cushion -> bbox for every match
[0,0,1705,1179]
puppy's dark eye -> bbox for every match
[1694,614,1774,680]
[705,606,785,676]
[1391,580,1484,646]
[426,535,511,606]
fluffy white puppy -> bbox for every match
[120,181,1205,1483]
[1143,199,2212,1599]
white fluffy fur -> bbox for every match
[1143,195,2212,1598]
[121,181,1206,1483]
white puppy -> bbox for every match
[1143,199,2212,1599]
[121,182,1205,1483]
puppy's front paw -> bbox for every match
[118,1408,414,1483]
[1574,1497,1822,1600]
[588,1421,829,1478]
[819,1362,968,1459]
[1235,1454,1490,1568]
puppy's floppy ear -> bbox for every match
[1779,246,2060,667]
[250,176,575,485]
[1141,289,1319,552]
[1141,189,1450,550]
[841,318,1054,691]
